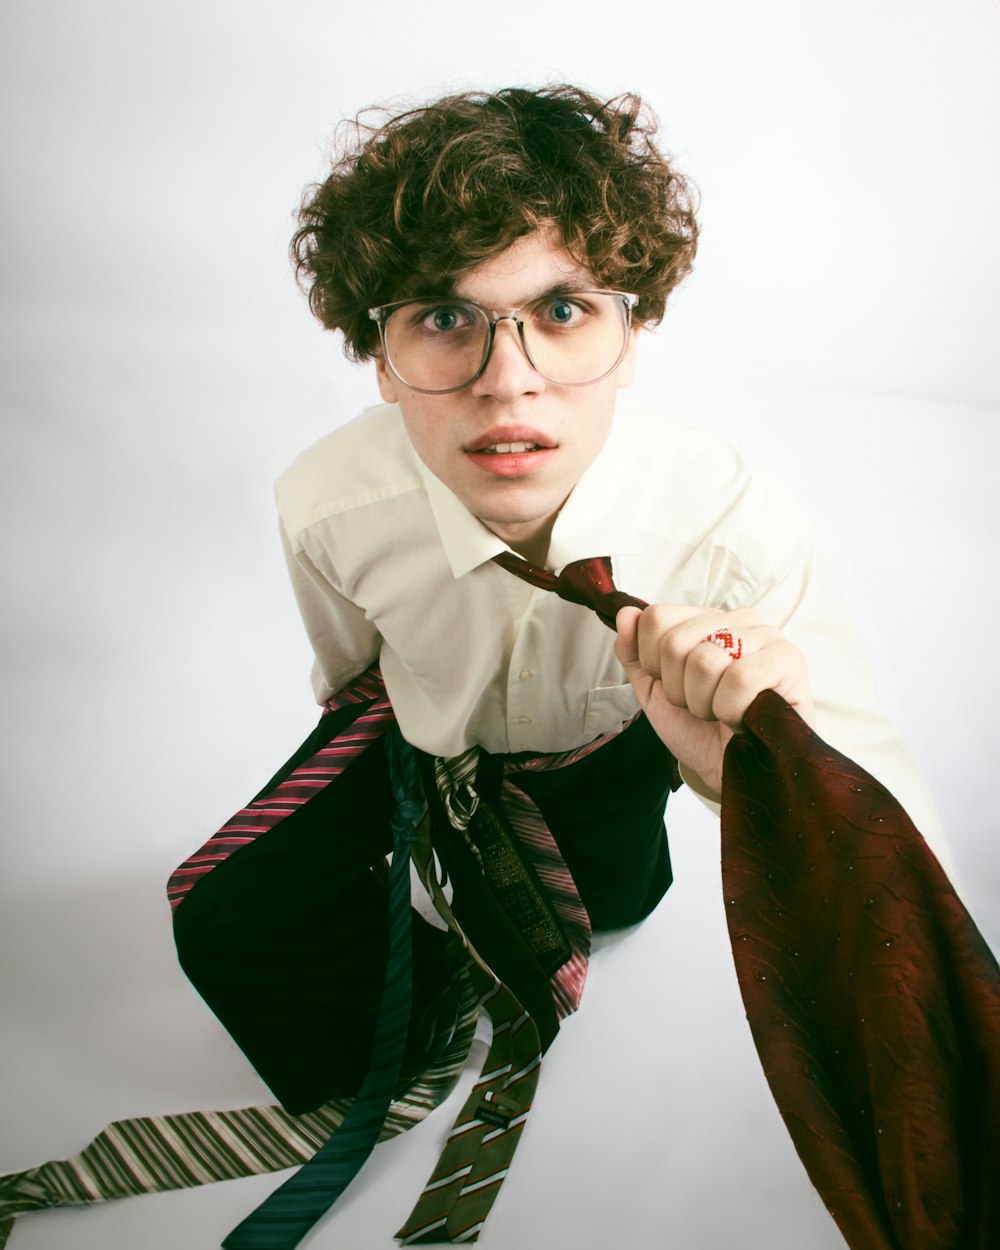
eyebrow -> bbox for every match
[443,276,599,307]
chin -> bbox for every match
[475,506,555,531]
[474,485,564,523]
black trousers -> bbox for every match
[173,708,676,1115]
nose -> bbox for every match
[469,317,545,400]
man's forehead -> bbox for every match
[446,232,597,304]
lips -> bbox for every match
[463,426,559,477]
[466,427,555,454]
[478,441,542,455]
[466,446,558,478]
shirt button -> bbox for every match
[518,669,534,680]
[517,715,532,725]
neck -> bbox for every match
[507,534,551,567]
[486,518,555,569]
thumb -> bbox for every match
[613,605,644,676]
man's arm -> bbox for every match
[280,521,381,703]
[614,534,952,877]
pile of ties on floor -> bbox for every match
[2,557,997,1249]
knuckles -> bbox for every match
[685,641,730,681]
[713,661,762,718]
[626,602,815,740]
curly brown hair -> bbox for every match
[291,84,699,361]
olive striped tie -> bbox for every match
[397,982,540,1244]
[395,805,542,1245]
[0,992,480,1249]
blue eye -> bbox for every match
[417,304,475,333]
[535,296,590,329]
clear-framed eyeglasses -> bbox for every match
[368,289,639,394]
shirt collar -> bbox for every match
[419,462,509,578]
[546,417,641,571]
[415,404,643,580]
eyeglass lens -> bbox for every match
[382,292,631,392]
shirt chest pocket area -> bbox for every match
[583,682,639,736]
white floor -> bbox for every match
[3,780,858,1250]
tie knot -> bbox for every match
[491,552,646,630]
[556,558,648,629]
[554,557,617,607]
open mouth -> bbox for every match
[477,442,544,455]
[466,434,558,478]
[465,428,557,476]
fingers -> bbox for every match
[654,613,780,719]
[635,607,767,686]
[614,605,653,705]
[711,636,812,727]
[616,603,705,665]
[613,604,643,667]
[618,604,813,731]
[615,603,704,697]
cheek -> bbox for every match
[398,407,448,472]
[584,392,617,443]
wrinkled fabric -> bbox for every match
[723,690,999,1250]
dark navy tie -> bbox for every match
[222,724,422,1249]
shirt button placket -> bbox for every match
[508,662,537,749]
[508,605,541,750]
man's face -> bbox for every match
[375,230,639,560]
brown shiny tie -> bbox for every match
[491,550,1000,1250]
[491,551,647,628]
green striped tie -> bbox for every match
[0,1005,479,1250]
[394,814,542,1244]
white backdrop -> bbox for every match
[1,2,998,1248]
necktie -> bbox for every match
[396,727,623,1243]
[433,749,573,978]
[394,807,542,1245]
[220,724,424,1249]
[491,550,647,627]
[433,737,609,1019]
[499,756,593,1018]
[167,665,394,911]
[491,549,1000,1249]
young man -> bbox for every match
[175,84,950,1109]
[5,83,993,1250]
[279,83,938,817]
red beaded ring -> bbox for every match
[705,628,744,661]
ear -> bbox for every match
[375,355,399,403]
[614,324,642,390]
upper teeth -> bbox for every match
[485,442,538,454]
